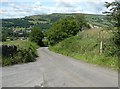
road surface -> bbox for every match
[2,47,118,87]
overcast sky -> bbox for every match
[1,0,115,19]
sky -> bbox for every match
[0,0,115,19]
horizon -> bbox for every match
[1,0,114,19]
[1,13,105,19]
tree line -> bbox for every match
[29,14,90,46]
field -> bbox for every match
[1,40,39,66]
[2,40,39,49]
[2,13,112,31]
[49,28,118,70]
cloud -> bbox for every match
[1,0,12,2]
[54,0,114,4]
[53,0,115,14]
[1,2,43,18]
[54,0,76,7]
[1,0,115,18]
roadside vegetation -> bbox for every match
[1,27,45,66]
[47,14,90,46]
[29,27,44,46]
[48,0,120,70]
[104,1,120,70]
[1,40,39,66]
[1,0,119,70]
[49,28,118,70]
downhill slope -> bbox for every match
[2,47,118,87]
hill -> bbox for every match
[49,28,118,70]
[2,13,113,31]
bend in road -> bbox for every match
[2,47,118,87]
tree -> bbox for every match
[1,30,7,42]
[29,27,44,46]
[104,1,120,28]
[47,15,88,45]
[104,0,120,69]
[74,14,90,30]
[2,35,7,42]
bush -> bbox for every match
[2,41,39,66]
[29,27,44,46]
[2,36,7,42]
[2,45,17,57]
[42,40,48,47]
[47,15,89,46]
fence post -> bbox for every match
[99,30,103,55]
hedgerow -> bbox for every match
[1,41,39,66]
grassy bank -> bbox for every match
[1,40,39,66]
[49,28,118,70]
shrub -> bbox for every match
[2,41,39,66]
[47,15,89,46]
[29,27,44,46]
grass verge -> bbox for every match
[49,28,118,70]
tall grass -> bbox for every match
[49,28,118,70]
[2,40,39,66]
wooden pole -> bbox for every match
[100,30,103,55]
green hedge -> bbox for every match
[2,41,39,66]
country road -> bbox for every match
[2,47,118,87]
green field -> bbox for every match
[49,28,118,70]
[2,13,112,31]
[2,40,39,49]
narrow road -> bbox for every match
[2,47,118,87]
